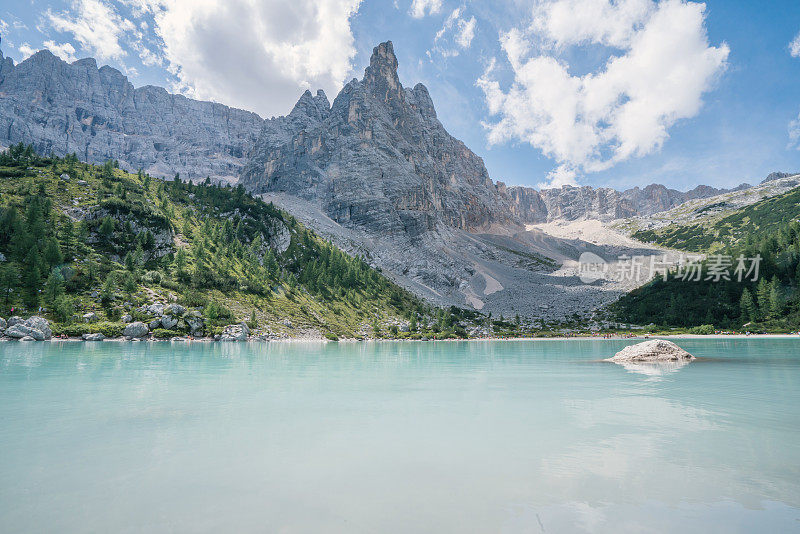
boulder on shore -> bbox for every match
[4,316,52,341]
[123,321,150,339]
[607,340,694,362]
[82,333,106,341]
[0,317,6,331]
[221,323,249,341]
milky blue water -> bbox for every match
[1,339,799,533]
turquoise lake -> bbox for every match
[1,339,799,533]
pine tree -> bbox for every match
[756,277,770,319]
[739,288,756,323]
[100,273,116,305]
[0,263,19,306]
[768,276,781,318]
[98,217,115,242]
[43,271,65,307]
[43,237,63,268]
[22,247,42,309]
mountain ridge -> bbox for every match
[0,41,788,316]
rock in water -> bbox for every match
[607,340,694,362]
[82,333,106,341]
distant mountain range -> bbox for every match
[0,42,793,316]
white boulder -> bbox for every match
[221,323,249,341]
[4,316,52,341]
[160,315,178,329]
[82,312,98,323]
[6,324,44,340]
[607,340,694,362]
[123,321,150,338]
[82,333,106,341]
[25,317,52,339]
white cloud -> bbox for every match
[790,31,800,58]
[46,0,135,61]
[790,113,800,150]
[18,43,36,60]
[410,0,443,18]
[456,15,476,49]
[125,0,362,118]
[43,40,78,62]
[541,165,578,188]
[432,7,476,57]
[478,0,729,187]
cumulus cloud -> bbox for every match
[124,0,362,118]
[18,43,36,60]
[410,0,443,18]
[790,31,800,58]
[43,40,78,62]
[46,0,135,61]
[477,0,729,187]
[432,7,477,58]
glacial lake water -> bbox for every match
[1,339,799,533]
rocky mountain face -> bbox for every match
[240,41,515,234]
[506,182,750,224]
[0,48,264,182]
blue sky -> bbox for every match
[1,0,799,191]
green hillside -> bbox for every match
[0,144,441,339]
[631,186,800,253]
[613,187,800,331]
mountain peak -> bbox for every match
[364,41,402,101]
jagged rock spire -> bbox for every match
[364,41,403,104]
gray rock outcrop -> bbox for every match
[82,333,106,341]
[123,321,149,338]
[0,48,264,182]
[160,315,178,329]
[5,324,44,341]
[241,41,516,235]
[164,304,185,317]
[221,323,249,341]
[4,316,51,341]
[607,340,695,362]
[26,316,52,339]
[0,317,5,331]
